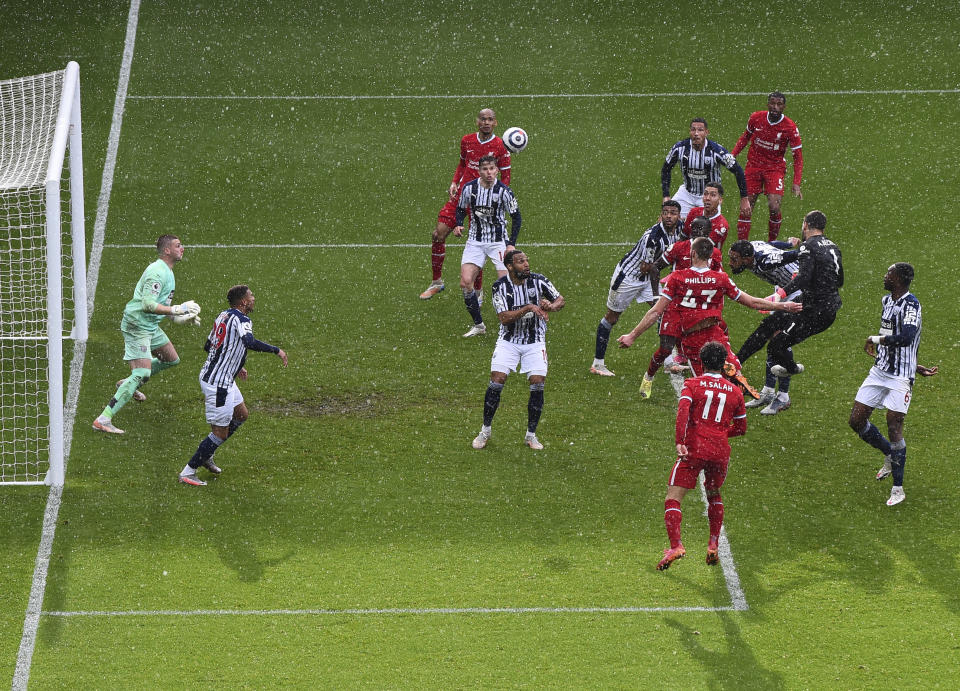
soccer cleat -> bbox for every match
[656,544,686,571]
[886,486,905,506]
[760,397,791,415]
[589,363,616,377]
[525,434,544,450]
[723,363,760,400]
[92,418,124,435]
[462,323,486,338]
[472,428,491,449]
[202,458,222,475]
[419,280,445,300]
[745,391,775,409]
[706,538,719,566]
[179,473,206,486]
[639,376,653,399]
[876,456,893,481]
[770,362,804,378]
[116,379,146,402]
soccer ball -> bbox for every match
[502,127,528,153]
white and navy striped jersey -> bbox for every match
[200,308,280,388]
[662,139,744,197]
[873,292,922,382]
[455,179,521,245]
[749,241,800,295]
[613,221,680,288]
[491,272,561,345]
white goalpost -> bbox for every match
[0,62,87,486]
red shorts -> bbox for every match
[678,323,732,376]
[745,167,785,197]
[658,306,684,339]
[437,197,459,228]
[668,456,729,490]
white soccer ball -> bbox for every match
[502,127,529,153]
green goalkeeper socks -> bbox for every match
[103,368,151,418]
[151,356,180,375]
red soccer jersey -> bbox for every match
[732,111,801,173]
[662,266,741,331]
[662,240,723,272]
[684,207,731,248]
[676,373,746,460]
[454,132,512,188]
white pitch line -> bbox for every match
[126,88,960,100]
[12,3,141,689]
[697,477,749,611]
[104,242,633,249]
[42,605,736,617]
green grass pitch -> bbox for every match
[2,0,960,687]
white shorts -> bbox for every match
[200,378,244,426]
[671,184,703,219]
[491,339,549,377]
[606,271,656,313]
[461,239,507,271]
[854,367,912,414]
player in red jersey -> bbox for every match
[617,237,801,393]
[420,108,512,300]
[654,341,747,570]
[684,182,731,249]
[731,92,803,242]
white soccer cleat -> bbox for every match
[463,323,486,338]
[524,433,544,450]
[886,486,905,506]
[472,427,491,449]
[876,456,893,481]
[745,391,775,409]
[92,417,124,435]
[589,363,616,377]
[116,379,146,402]
[770,363,804,378]
[179,473,207,487]
[760,397,791,415]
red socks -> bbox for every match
[708,495,724,542]
[768,211,782,242]
[430,241,445,281]
[647,346,672,377]
[664,499,683,548]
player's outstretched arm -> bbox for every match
[916,364,938,377]
[617,296,669,348]
[736,292,801,313]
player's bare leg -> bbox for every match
[422,222,453,299]
[737,193,760,241]
[766,193,783,241]
[591,308,621,376]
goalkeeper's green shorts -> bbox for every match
[121,324,170,361]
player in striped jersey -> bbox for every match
[728,239,801,414]
[179,285,288,486]
[848,263,937,506]
[589,201,682,377]
[662,118,750,219]
[456,156,522,337]
[472,250,564,451]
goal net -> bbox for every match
[0,62,87,486]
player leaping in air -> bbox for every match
[420,108,512,301]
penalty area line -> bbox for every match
[43,605,738,617]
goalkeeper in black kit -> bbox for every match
[767,210,843,380]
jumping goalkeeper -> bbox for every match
[93,234,202,434]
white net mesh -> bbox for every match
[0,68,77,484]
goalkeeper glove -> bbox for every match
[172,312,201,326]
[171,300,200,316]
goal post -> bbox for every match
[0,62,87,486]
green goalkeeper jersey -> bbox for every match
[121,258,175,330]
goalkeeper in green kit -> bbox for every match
[93,234,202,434]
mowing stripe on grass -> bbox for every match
[12,3,141,689]
[43,605,738,617]
[126,89,960,100]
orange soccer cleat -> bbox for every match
[656,544,686,571]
